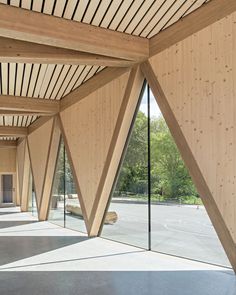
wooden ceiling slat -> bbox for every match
[21,0,31,10]
[27,64,40,97]
[32,0,43,12]
[42,0,54,15]
[15,63,24,96]
[161,0,197,29]
[91,0,112,26]
[62,66,85,97]
[73,0,90,22]
[44,65,64,99]
[1,62,8,95]
[183,0,207,16]
[21,63,32,96]
[124,0,156,34]
[9,0,20,6]
[145,0,186,38]
[116,0,144,32]
[63,0,78,20]
[50,65,71,100]
[109,1,134,30]
[9,63,16,96]
[82,0,100,24]
[134,0,174,36]
[72,65,93,90]
[54,0,67,17]
[100,0,123,28]
[55,65,78,100]
[33,64,47,98]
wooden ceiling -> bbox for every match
[0,0,210,137]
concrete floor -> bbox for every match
[0,207,235,295]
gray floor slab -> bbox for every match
[0,207,235,295]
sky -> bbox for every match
[139,87,162,118]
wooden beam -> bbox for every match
[0,126,27,137]
[0,4,149,62]
[0,140,17,148]
[88,66,145,236]
[28,117,52,135]
[141,60,236,273]
[0,95,59,114]
[0,37,135,67]
[60,67,129,111]
[150,0,236,57]
[0,110,52,116]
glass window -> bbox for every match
[101,83,149,249]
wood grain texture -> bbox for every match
[0,95,59,114]
[0,4,148,61]
[0,148,16,173]
[146,12,236,271]
[39,116,61,221]
[20,142,30,212]
[89,66,144,236]
[150,0,236,57]
[27,118,54,208]
[60,67,130,111]
[60,71,130,233]
[0,140,17,148]
[0,37,135,67]
[0,126,27,137]
[16,139,25,205]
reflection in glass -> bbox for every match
[65,152,86,233]
[149,90,230,267]
[48,138,86,232]
[102,84,149,249]
[48,139,65,227]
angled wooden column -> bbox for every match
[20,142,31,212]
[27,117,54,210]
[142,12,236,272]
[16,139,26,206]
[59,70,133,234]
[89,67,144,236]
[39,117,61,221]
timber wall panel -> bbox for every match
[27,118,54,207]
[148,13,236,243]
[60,71,130,231]
[0,148,16,173]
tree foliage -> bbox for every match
[116,111,198,200]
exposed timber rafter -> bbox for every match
[0,95,59,114]
[0,37,135,67]
[0,4,149,62]
[150,0,236,57]
[0,126,27,137]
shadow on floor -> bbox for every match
[0,236,88,266]
[0,221,38,229]
[0,212,21,216]
[0,270,234,295]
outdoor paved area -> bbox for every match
[51,199,230,267]
[103,201,230,267]
[0,207,235,295]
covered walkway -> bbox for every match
[0,207,234,295]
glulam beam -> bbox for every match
[0,4,148,62]
[0,37,135,67]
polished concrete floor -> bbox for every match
[0,207,235,295]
